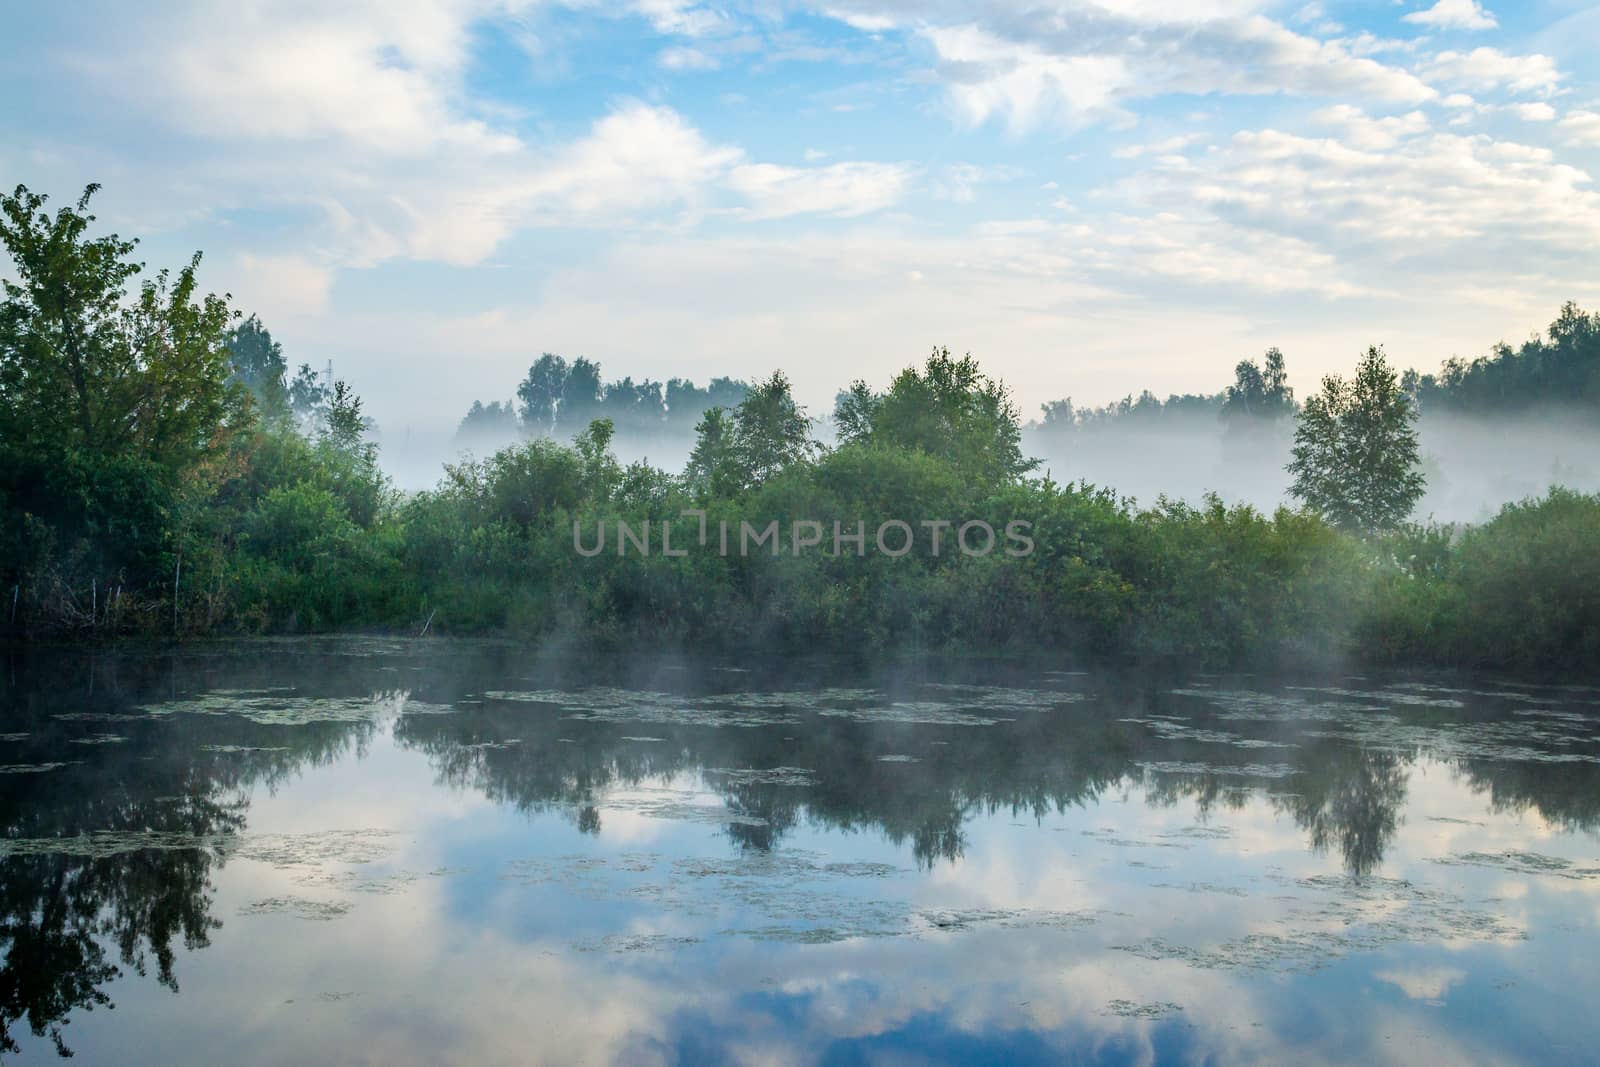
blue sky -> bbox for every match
[3,0,1598,438]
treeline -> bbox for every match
[1406,302,1600,414]
[1030,346,1294,436]
[2,184,1597,676]
[1027,306,1600,434]
[457,352,751,445]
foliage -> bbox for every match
[1288,346,1425,531]
[4,184,1597,678]
[226,314,289,420]
[1221,347,1294,424]
[1406,302,1600,413]
[509,353,748,439]
[836,347,1036,487]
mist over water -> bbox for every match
[379,410,1600,525]
[1022,411,1600,523]
[4,639,1598,1064]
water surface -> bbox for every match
[2,640,1597,1064]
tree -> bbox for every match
[455,399,519,445]
[600,376,666,428]
[835,348,1035,487]
[560,357,604,432]
[1405,302,1600,414]
[1221,347,1294,424]
[731,370,817,486]
[685,406,742,498]
[288,362,330,426]
[226,314,289,419]
[0,183,240,470]
[832,381,879,444]
[1288,346,1425,530]
[0,183,244,583]
[321,380,367,453]
[516,353,568,435]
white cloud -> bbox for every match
[1312,105,1430,149]
[1112,134,1208,159]
[658,45,719,70]
[630,0,728,37]
[1120,120,1600,258]
[927,24,1133,132]
[75,0,525,158]
[1402,0,1497,32]
[824,8,897,32]
[1559,110,1600,147]
[524,103,743,219]
[233,254,335,317]
[726,161,912,219]
[1508,102,1557,122]
[1374,967,1467,1002]
[911,9,1434,133]
[931,162,1023,201]
[1423,48,1565,97]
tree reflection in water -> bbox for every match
[2,643,1597,1056]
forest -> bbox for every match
[3,183,1598,675]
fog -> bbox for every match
[372,408,1599,526]
[374,419,702,493]
[1024,410,1600,524]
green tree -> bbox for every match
[1288,346,1425,530]
[226,314,289,419]
[288,362,330,426]
[832,380,879,444]
[455,399,519,445]
[685,406,742,498]
[1221,347,1294,424]
[516,353,567,435]
[321,380,367,453]
[0,183,244,586]
[0,183,240,469]
[834,348,1034,488]
[731,371,817,487]
[559,357,604,432]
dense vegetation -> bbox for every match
[2,184,1597,676]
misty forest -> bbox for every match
[2,183,1598,675]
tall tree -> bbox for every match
[516,353,568,435]
[1,184,245,581]
[0,183,240,469]
[1221,347,1294,424]
[455,399,519,444]
[685,407,742,498]
[836,348,1034,487]
[1288,346,1425,530]
[731,371,817,487]
[226,314,289,419]
[288,362,330,427]
[560,356,604,432]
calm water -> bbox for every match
[1,640,1597,1065]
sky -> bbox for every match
[3,0,1599,440]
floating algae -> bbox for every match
[703,766,816,786]
[486,688,798,728]
[573,933,702,954]
[0,827,398,865]
[240,896,353,921]
[137,689,455,726]
[0,761,79,774]
[1105,999,1184,1019]
[1432,850,1600,881]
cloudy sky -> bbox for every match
[4,0,1598,435]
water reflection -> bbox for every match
[0,642,1596,1062]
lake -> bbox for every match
[1,638,1596,1064]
